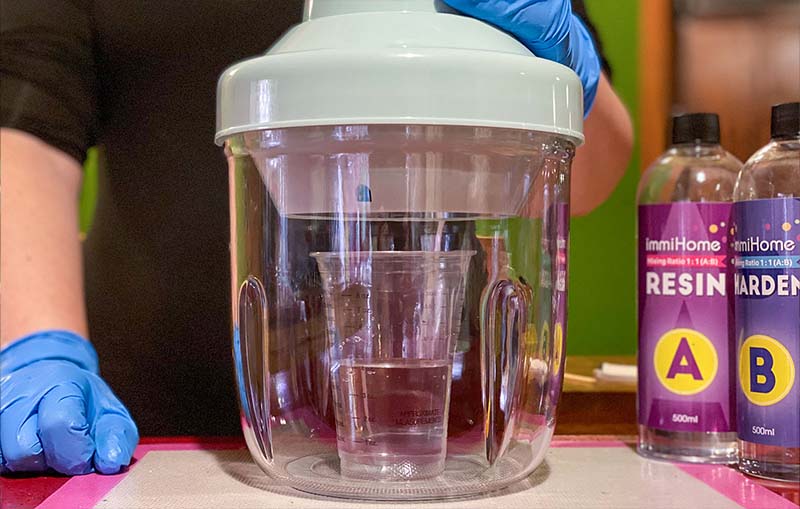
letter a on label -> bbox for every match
[654,328,718,395]
[667,337,704,380]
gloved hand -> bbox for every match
[0,330,138,475]
[443,0,602,114]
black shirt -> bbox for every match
[1,0,609,435]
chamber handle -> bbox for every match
[237,276,273,462]
[481,278,528,465]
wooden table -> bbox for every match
[2,357,795,507]
[2,436,797,509]
[554,356,799,506]
[557,355,638,435]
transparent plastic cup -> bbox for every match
[311,250,475,480]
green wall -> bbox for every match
[568,1,640,355]
[79,148,99,234]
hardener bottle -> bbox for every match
[637,113,742,463]
[733,102,800,482]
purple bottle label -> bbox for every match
[733,198,800,447]
[638,203,734,432]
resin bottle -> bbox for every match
[637,113,742,463]
[733,102,800,482]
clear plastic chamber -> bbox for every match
[227,124,573,499]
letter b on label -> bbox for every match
[739,335,796,406]
[654,328,718,395]
[749,347,776,393]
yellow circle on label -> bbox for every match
[524,324,538,348]
[738,334,796,406]
[653,328,718,395]
[540,321,550,348]
[553,323,564,375]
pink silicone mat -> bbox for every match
[33,439,798,509]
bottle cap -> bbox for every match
[770,102,800,140]
[671,113,720,145]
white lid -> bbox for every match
[215,0,584,145]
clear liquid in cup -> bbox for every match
[332,358,452,480]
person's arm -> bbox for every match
[444,0,633,215]
[571,73,634,216]
[1,128,89,346]
[2,1,137,476]
[0,128,138,476]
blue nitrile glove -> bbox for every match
[0,330,138,475]
[232,326,250,417]
[443,0,602,114]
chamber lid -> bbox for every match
[215,0,584,145]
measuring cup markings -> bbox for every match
[313,251,475,480]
